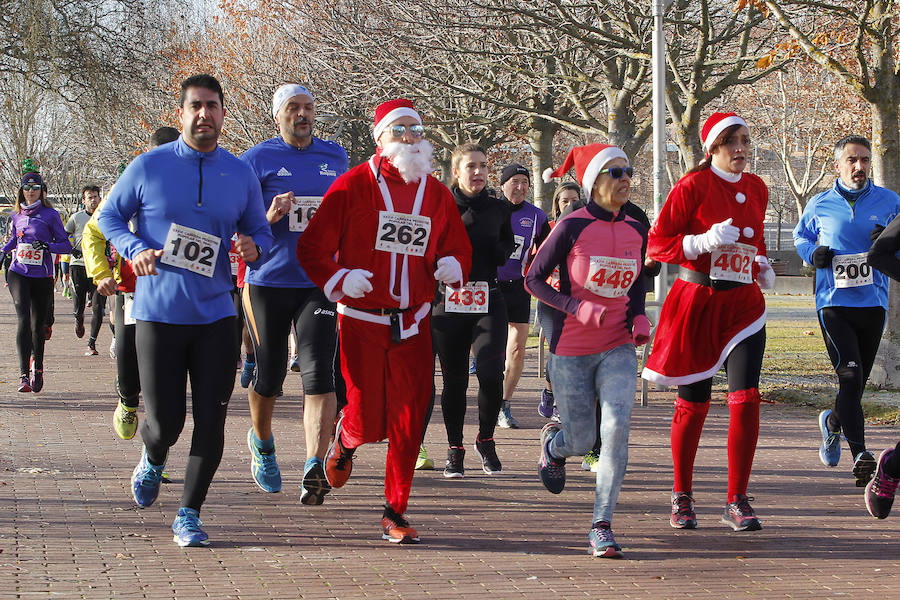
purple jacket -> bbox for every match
[2,203,72,278]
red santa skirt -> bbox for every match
[641,277,766,386]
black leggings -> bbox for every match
[71,264,106,339]
[136,317,238,511]
[7,271,52,374]
[242,285,337,397]
[818,306,885,456]
[432,286,508,446]
[114,293,140,407]
[678,327,766,402]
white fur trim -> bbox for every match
[581,147,628,201]
[373,107,422,141]
[542,167,556,184]
[640,309,766,385]
[703,115,747,150]
[323,268,350,302]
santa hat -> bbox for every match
[701,112,747,151]
[272,84,314,120]
[542,143,628,200]
[373,98,422,141]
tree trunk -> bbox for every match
[868,98,900,388]
[525,116,558,214]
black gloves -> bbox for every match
[71,247,82,259]
[870,224,885,243]
[811,245,835,268]
[31,240,50,252]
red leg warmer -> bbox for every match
[671,396,710,494]
[726,388,761,502]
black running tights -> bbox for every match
[136,317,238,511]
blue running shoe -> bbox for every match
[131,447,165,508]
[589,522,623,558]
[468,356,476,375]
[240,359,256,389]
[247,428,281,493]
[172,507,209,547]
[818,409,841,467]
[538,388,554,418]
[539,422,565,494]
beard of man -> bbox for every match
[381,139,434,184]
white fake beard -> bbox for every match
[381,139,434,183]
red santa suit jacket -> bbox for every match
[642,166,768,386]
[297,151,471,337]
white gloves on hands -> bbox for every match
[755,255,775,290]
[433,256,463,289]
[341,269,374,299]
[683,217,740,260]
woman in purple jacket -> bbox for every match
[2,171,73,392]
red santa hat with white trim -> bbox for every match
[373,98,422,141]
[701,112,747,151]
[542,143,629,201]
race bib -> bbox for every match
[288,196,323,232]
[547,267,561,292]
[832,252,873,288]
[710,243,755,284]
[375,212,431,256]
[229,249,240,276]
[509,235,525,261]
[15,243,43,266]
[585,256,638,298]
[445,281,489,313]
[123,292,136,326]
[159,223,221,278]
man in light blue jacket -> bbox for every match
[794,134,900,487]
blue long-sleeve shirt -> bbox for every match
[240,136,348,288]
[794,179,900,311]
[97,136,274,325]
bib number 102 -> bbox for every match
[160,223,221,278]
[170,237,214,266]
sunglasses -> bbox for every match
[21,184,42,191]
[390,124,426,139]
[599,166,634,179]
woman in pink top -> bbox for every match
[526,144,649,558]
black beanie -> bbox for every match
[500,163,530,186]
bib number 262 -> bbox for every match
[374,212,431,256]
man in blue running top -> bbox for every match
[239,84,348,503]
[794,134,900,487]
[98,74,274,547]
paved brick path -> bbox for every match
[1,292,898,599]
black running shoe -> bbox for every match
[474,437,501,474]
[853,450,877,487]
[300,461,332,506]
[444,446,465,478]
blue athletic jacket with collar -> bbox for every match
[97,136,274,325]
[240,136,348,288]
[794,179,900,311]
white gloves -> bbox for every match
[682,217,740,260]
[433,256,463,288]
[756,255,775,290]
[341,269,374,298]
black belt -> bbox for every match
[678,267,747,291]
[345,306,408,316]
[344,305,409,343]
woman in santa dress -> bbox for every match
[641,112,776,532]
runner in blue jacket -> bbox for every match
[793,134,900,487]
[98,74,273,548]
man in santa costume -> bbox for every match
[298,98,471,543]
[642,112,775,532]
